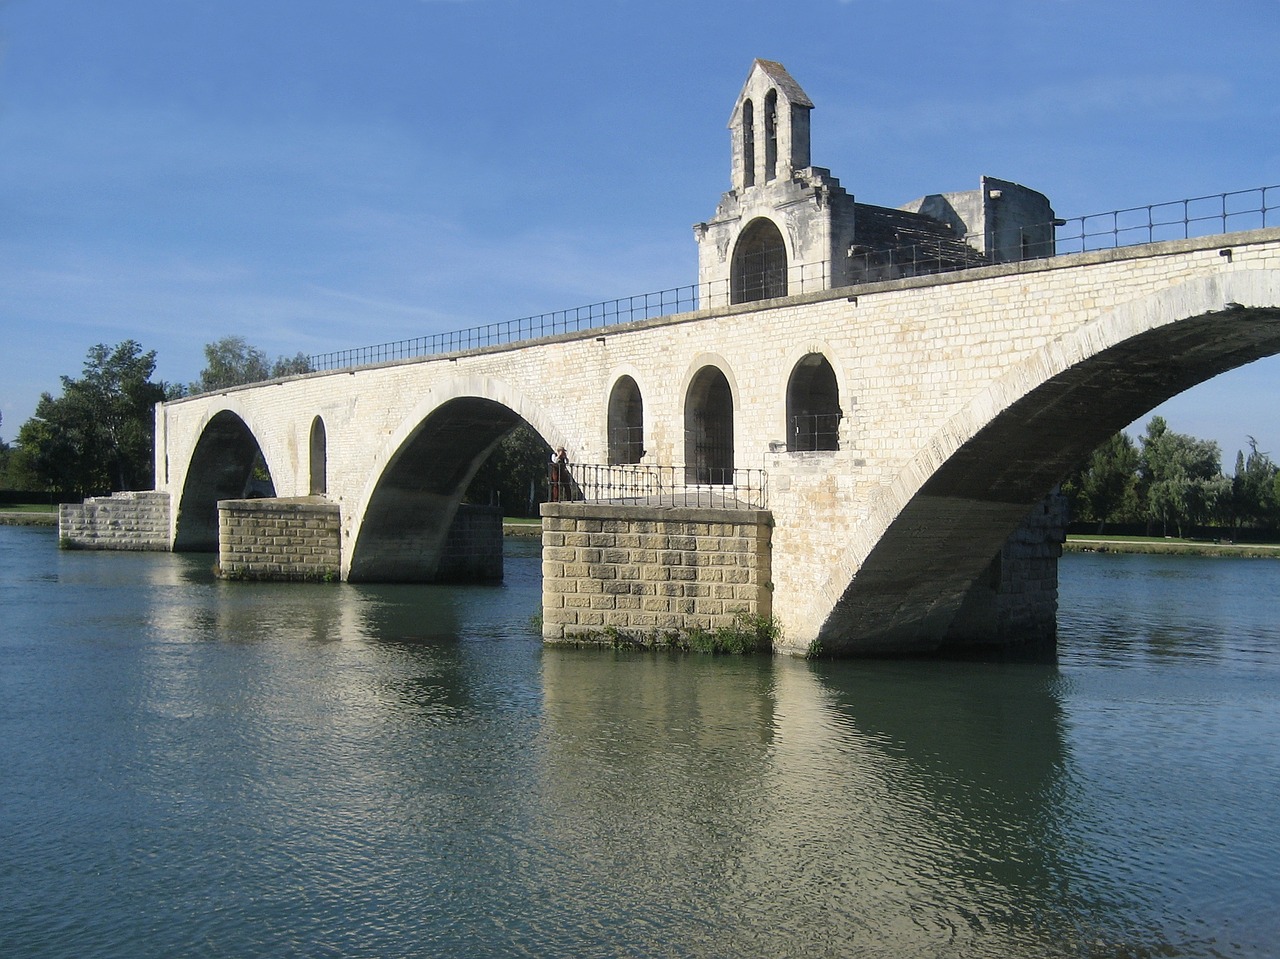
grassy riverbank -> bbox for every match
[0,504,58,526]
[11,507,1275,556]
[1066,533,1280,558]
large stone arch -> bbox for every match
[345,376,566,582]
[173,409,275,552]
[811,270,1280,654]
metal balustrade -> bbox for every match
[552,464,768,510]
[224,184,1279,383]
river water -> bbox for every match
[0,523,1276,958]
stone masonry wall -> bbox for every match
[154,230,1280,650]
[942,492,1068,653]
[59,490,171,551]
[540,503,772,643]
[218,497,340,581]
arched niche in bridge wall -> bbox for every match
[684,366,734,485]
[786,353,841,452]
[607,375,644,465]
[173,410,275,552]
[731,217,788,304]
[347,395,527,583]
[309,416,327,495]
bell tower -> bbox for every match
[730,59,813,191]
[695,60,857,303]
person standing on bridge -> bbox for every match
[549,446,570,502]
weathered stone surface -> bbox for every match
[217,497,340,582]
[540,502,772,642]
[59,491,171,551]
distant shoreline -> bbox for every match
[0,511,56,527]
[1064,535,1280,558]
[8,511,1276,557]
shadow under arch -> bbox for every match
[173,409,275,552]
[346,395,539,583]
[818,270,1280,655]
[607,374,644,465]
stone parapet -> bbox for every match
[217,497,340,581]
[540,502,772,645]
[59,490,171,551]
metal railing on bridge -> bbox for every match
[550,464,768,510]
[291,183,1277,376]
[306,264,835,372]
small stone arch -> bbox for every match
[786,353,841,451]
[309,416,327,495]
[731,217,788,304]
[607,375,644,465]
[684,365,734,484]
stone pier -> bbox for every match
[59,490,171,551]
[217,497,342,581]
[540,503,773,645]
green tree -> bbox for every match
[1073,431,1141,532]
[1231,437,1279,533]
[464,422,552,517]
[1139,415,1224,537]
[192,337,313,393]
[15,340,166,494]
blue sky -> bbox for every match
[2,0,1278,464]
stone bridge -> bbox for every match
[142,226,1280,655]
[64,60,1280,656]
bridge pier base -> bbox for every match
[217,497,343,581]
[940,493,1068,658]
[540,503,773,648]
[58,490,171,551]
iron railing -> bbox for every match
[275,184,1277,378]
[306,262,833,372]
[789,413,842,452]
[554,464,768,510]
[846,183,1280,281]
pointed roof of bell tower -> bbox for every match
[739,59,812,116]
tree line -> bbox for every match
[1062,416,1280,539]
[0,337,311,495]
[5,337,1276,535]
[0,335,552,512]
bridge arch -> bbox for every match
[731,216,789,303]
[815,269,1280,654]
[606,373,645,465]
[173,409,276,552]
[682,357,738,484]
[345,376,567,582]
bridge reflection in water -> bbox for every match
[536,645,1163,955]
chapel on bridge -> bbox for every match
[694,59,1056,302]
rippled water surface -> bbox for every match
[1,525,1277,958]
